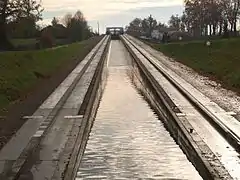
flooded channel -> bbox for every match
[76,41,202,179]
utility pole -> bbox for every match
[97,21,100,35]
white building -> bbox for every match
[151,30,163,40]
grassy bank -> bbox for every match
[0,37,102,112]
[152,38,240,92]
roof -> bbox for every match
[106,27,124,31]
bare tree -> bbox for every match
[61,10,91,42]
[62,13,72,28]
[74,10,85,21]
[51,17,59,26]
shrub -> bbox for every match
[39,29,55,48]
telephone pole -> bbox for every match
[97,21,100,35]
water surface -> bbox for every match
[76,41,202,179]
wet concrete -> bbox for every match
[76,41,202,179]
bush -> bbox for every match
[39,30,55,48]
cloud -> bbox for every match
[39,0,184,32]
[88,5,184,33]
[41,0,183,20]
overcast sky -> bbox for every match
[40,0,184,33]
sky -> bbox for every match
[40,0,184,33]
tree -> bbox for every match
[142,15,157,37]
[51,17,59,26]
[8,16,37,38]
[169,14,181,31]
[182,0,240,37]
[62,13,72,28]
[184,0,204,36]
[127,16,165,37]
[62,11,91,42]
[74,10,85,21]
[180,13,188,32]
[126,18,142,36]
[0,0,43,50]
[72,11,90,41]
[148,15,157,36]
[141,15,157,37]
[223,0,240,34]
[0,0,16,49]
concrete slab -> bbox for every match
[30,161,58,180]
[59,72,79,87]
[63,77,93,109]
[39,37,107,110]
[74,72,94,87]
[0,161,13,174]
[53,116,84,179]
[0,109,52,161]
[40,86,69,109]
[39,108,79,161]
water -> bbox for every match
[76,41,202,180]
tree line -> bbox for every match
[40,11,93,48]
[175,0,240,37]
[0,0,94,50]
[126,15,168,37]
[60,11,93,42]
[127,0,240,38]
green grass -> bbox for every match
[152,38,240,92]
[0,37,101,112]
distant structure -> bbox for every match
[151,30,163,40]
[106,27,124,35]
[151,27,191,42]
[106,27,124,39]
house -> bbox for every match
[167,31,191,41]
[41,24,67,39]
[151,27,177,40]
[151,26,192,42]
[151,30,163,40]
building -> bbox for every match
[151,30,163,40]
[151,26,192,42]
[151,27,176,41]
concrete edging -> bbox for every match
[63,36,111,180]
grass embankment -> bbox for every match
[153,38,240,92]
[0,37,101,112]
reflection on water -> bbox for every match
[76,41,202,180]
